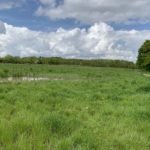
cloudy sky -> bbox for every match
[0,0,150,61]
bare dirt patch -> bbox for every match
[143,74,150,77]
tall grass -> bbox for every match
[0,64,149,150]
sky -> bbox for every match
[0,0,150,62]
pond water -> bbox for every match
[0,77,50,82]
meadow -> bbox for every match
[0,64,149,150]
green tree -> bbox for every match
[137,40,150,70]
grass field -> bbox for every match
[0,64,149,150]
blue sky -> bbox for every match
[0,0,89,31]
[0,0,150,31]
[0,0,150,61]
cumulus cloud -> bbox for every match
[0,21,150,61]
[36,0,150,24]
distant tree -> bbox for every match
[3,55,14,63]
[137,40,150,70]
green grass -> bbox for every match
[0,64,149,150]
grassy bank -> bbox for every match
[0,64,149,150]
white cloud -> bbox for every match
[36,0,150,24]
[0,21,150,61]
[38,0,56,6]
[0,0,25,10]
[0,21,6,34]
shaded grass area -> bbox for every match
[0,64,149,150]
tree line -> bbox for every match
[0,40,149,70]
[0,55,135,69]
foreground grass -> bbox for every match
[0,64,149,150]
